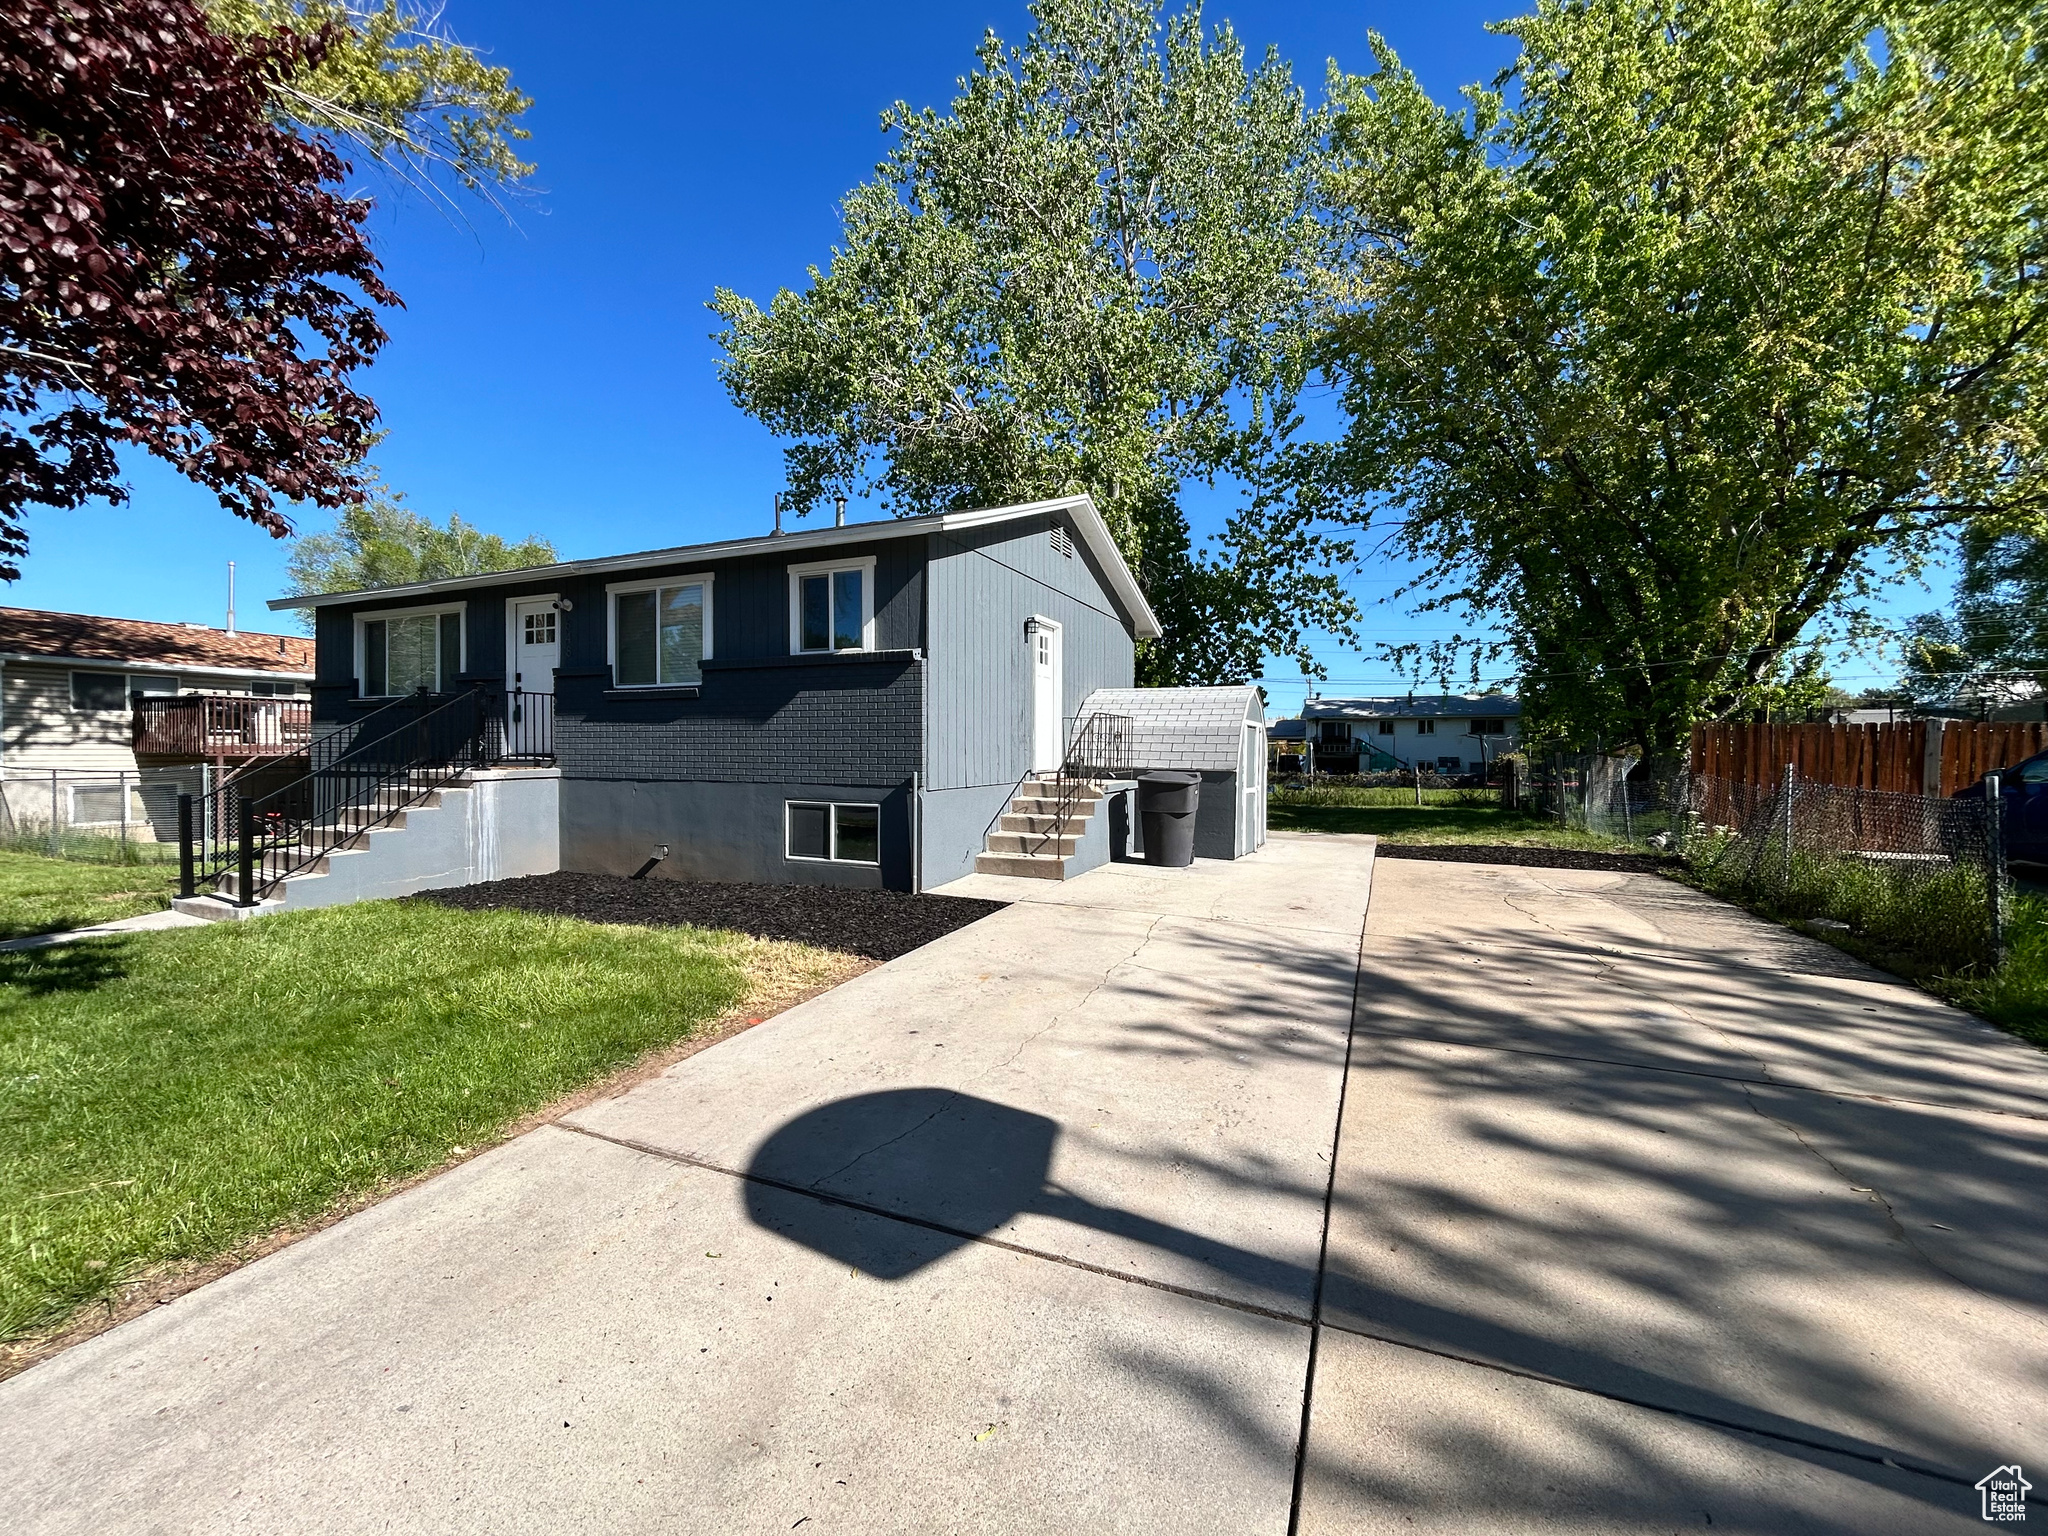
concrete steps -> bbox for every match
[973,777,1106,880]
[174,776,472,920]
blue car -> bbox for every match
[1959,747,2048,866]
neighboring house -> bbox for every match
[0,606,313,838]
[1295,694,1521,775]
[260,495,1261,902]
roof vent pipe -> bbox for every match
[834,495,846,527]
[772,493,784,537]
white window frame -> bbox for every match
[605,573,715,689]
[1415,719,1436,735]
[787,556,877,655]
[354,601,467,698]
[784,800,882,865]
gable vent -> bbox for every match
[1050,523,1075,559]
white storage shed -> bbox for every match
[1078,685,1268,859]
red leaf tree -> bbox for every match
[0,0,398,577]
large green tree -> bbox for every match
[1324,0,2048,753]
[285,492,553,628]
[1903,527,2048,710]
[711,0,1358,684]
[210,1,533,201]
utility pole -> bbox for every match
[226,561,237,635]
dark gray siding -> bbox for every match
[306,532,927,712]
[553,654,921,786]
[923,515,1136,796]
[562,780,912,890]
[552,652,923,890]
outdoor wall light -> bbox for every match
[552,598,574,614]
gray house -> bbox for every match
[244,495,1188,904]
[1295,694,1521,775]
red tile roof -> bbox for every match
[0,607,313,674]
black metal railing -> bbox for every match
[195,690,424,852]
[496,688,554,763]
[1024,712,1135,856]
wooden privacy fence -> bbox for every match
[1690,720,2048,798]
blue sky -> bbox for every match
[13,1,1944,713]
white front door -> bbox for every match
[511,599,560,695]
[1029,617,1063,772]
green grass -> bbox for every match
[0,900,842,1343]
[0,849,182,940]
[1268,794,1630,848]
[1935,893,2048,1044]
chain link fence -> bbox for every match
[0,767,193,864]
[1518,753,2007,971]
[1679,771,1999,970]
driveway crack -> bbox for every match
[1734,1081,2033,1323]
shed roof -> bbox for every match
[0,607,312,677]
[1303,693,1519,722]
[1079,685,1263,772]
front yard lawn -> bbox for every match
[0,849,181,940]
[0,900,856,1351]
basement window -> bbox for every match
[786,801,880,865]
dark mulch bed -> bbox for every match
[421,873,1008,962]
[1376,843,1680,874]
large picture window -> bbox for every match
[787,557,874,654]
[785,801,880,865]
[610,578,711,687]
[360,608,463,697]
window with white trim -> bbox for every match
[1415,719,1435,735]
[609,576,711,687]
[360,607,464,696]
[788,558,874,654]
[785,801,880,864]
[1376,719,1395,735]
[70,671,129,710]
[1469,718,1508,735]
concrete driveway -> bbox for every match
[0,836,1369,1535]
[1302,855,2048,1533]
[2,837,2042,1533]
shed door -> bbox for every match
[1244,721,1267,851]
[1029,618,1063,773]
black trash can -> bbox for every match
[1137,771,1201,868]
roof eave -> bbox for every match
[270,493,1166,642]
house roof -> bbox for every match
[1302,694,1520,722]
[1079,685,1263,772]
[268,493,1164,641]
[0,607,312,677]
